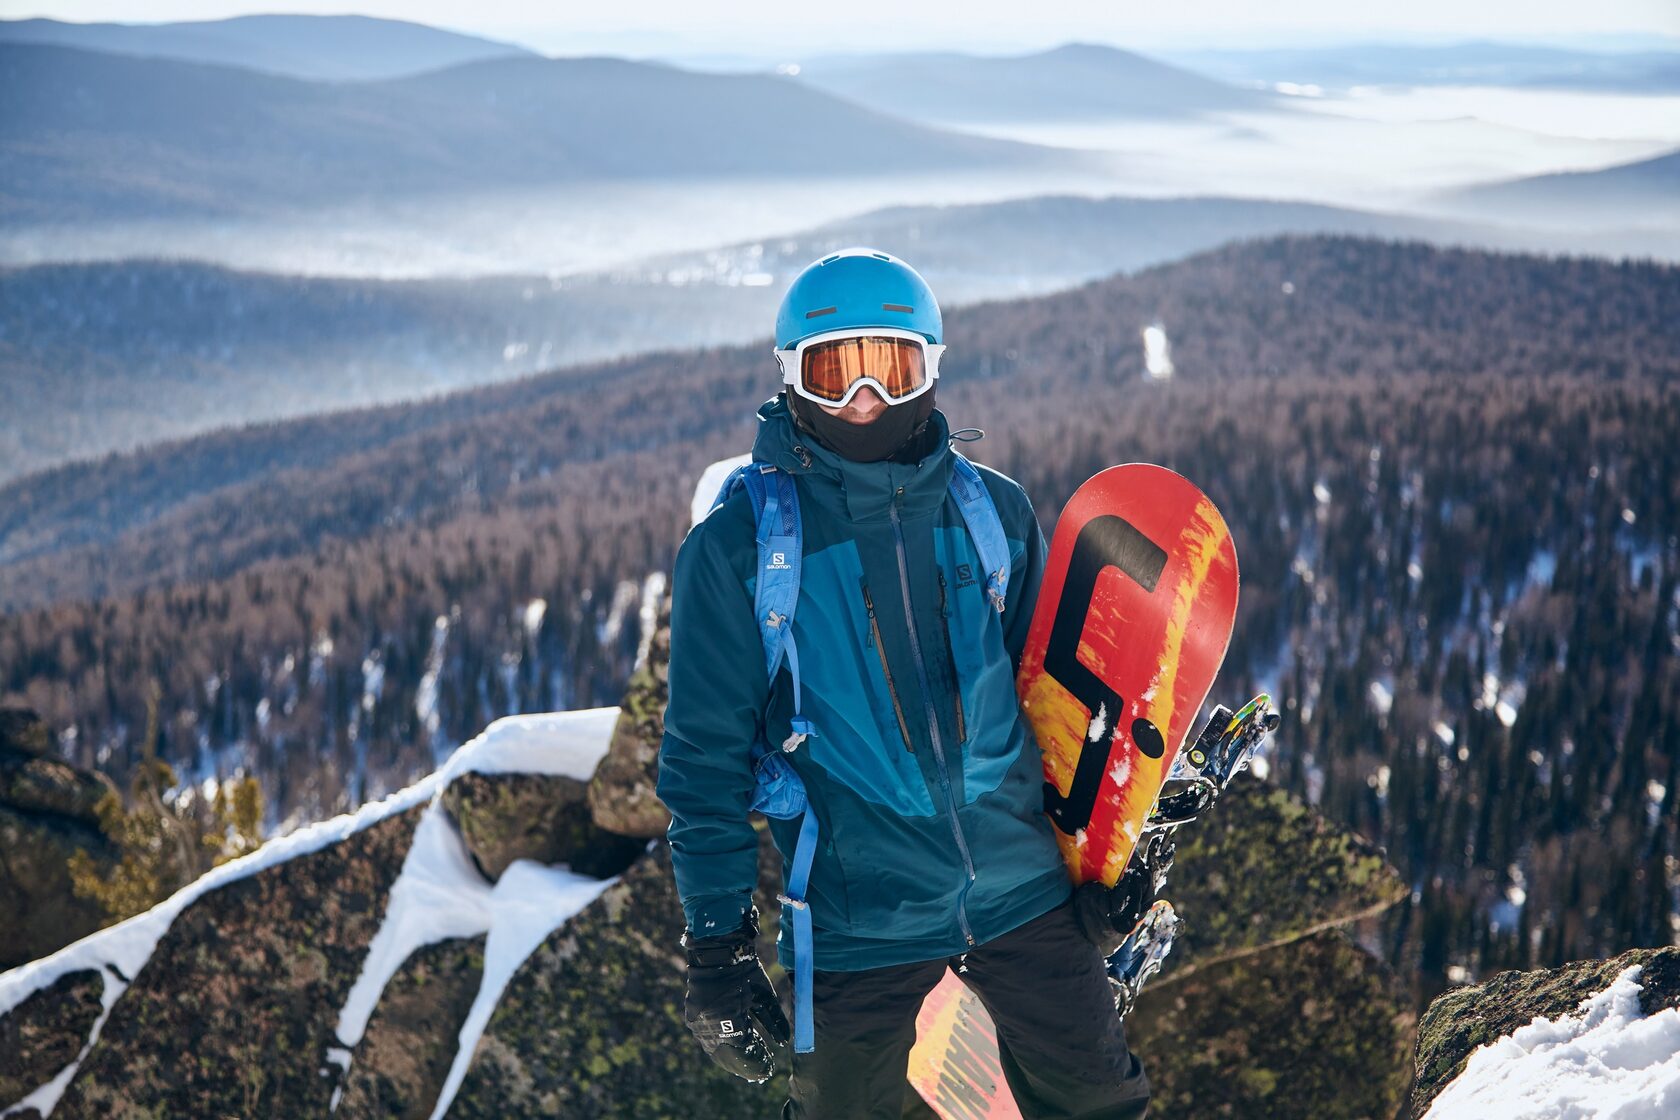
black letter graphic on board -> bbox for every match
[1042,514,1168,834]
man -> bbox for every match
[657,248,1151,1119]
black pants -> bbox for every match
[783,901,1150,1120]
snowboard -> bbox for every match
[907,463,1240,1119]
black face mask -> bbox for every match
[788,389,937,464]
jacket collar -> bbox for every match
[750,395,955,524]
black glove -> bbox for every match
[1074,873,1152,958]
[1074,831,1175,957]
[682,911,790,1082]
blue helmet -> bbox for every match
[775,248,942,351]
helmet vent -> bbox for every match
[820,254,841,264]
[872,252,891,260]
[882,303,913,313]
[804,306,837,319]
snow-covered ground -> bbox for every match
[0,707,622,1120]
[1423,964,1680,1120]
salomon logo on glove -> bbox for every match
[682,913,791,1082]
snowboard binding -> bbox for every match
[1106,899,1182,1018]
[1148,694,1279,829]
[1106,695,1281,1015]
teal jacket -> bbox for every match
[657,396,1070,971]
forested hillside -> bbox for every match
[3,236,1677,998]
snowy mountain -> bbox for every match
[0,15,534,81]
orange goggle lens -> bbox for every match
[800,336,927,403]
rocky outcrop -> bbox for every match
[1404,945,1680,1118]
[1113,773,1415,1120]
[0,969,103,1106]
[588,593,672,838]
[0,710,734,1120]
[1164,777,1408,971]
[443,771,644,882]
[447,845,781,1118]
[0,708,120,969]
[337,936,487,1120]
[55,806,425,1117]
[1130,930,1415,1120]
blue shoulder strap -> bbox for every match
[709,464,815,751]
[948,452,1012,613]
[708,463,818,1052]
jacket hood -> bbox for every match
[750,394,955,524]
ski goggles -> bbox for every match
[775,327,945,408]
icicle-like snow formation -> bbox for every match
[0,707,620,1118]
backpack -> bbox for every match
[706,452,1011,1053]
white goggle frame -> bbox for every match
[775,326,945,409]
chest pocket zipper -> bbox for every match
[861,581,916,754]
[937,571,968,743]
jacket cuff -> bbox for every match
[685,893,754,939]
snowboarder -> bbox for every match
[658,248,1153,1118]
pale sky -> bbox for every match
[4,0,1678,56]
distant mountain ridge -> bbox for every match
[1162,41,1680,94]
[1433,148,1680,229]
[0,14,535,81]
[0,42,1071,223]
[8,193,1669,484]
[794,41,1275,124]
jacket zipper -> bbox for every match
[862,581,916,754]
[888,495,977,947]
[937,571,968,743]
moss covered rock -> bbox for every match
[0,968,104,1105]
[1405,945,1680,1118]
[0,708,51,757]
[588,594,672,838]
[443,770,644,882]
[1128,930,1415,1120]
[1165,777,1407,972]
[0,708,121,969]
[337,936,487,1120]
[53,805,424,1118]
[448,843,785,1119]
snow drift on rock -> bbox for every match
[1423,964,1680,1120]
[1,707,620,1119]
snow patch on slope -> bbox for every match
[1,707,620,1118]
[1423,964,1680,1120]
